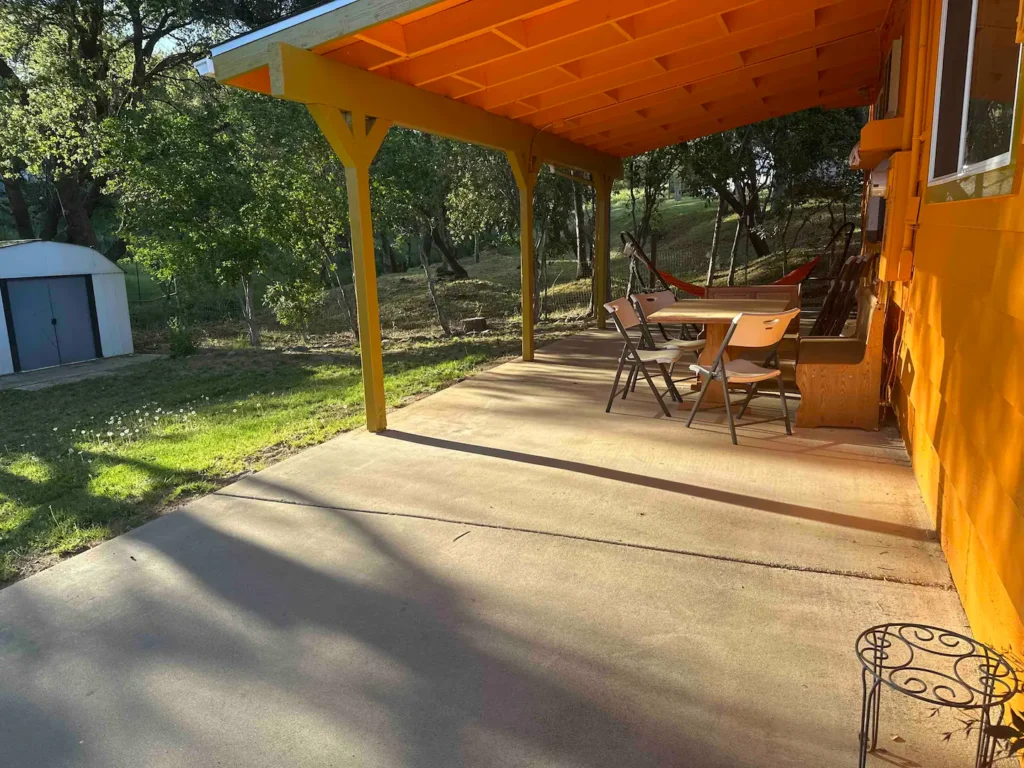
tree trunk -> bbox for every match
[430,223,468,279]
[325,256,359,342]
[2,177,34,239]
[715,182,771,257]
[55,174,100,250]
[727,217,743,286]
[534,205,551,323]
[419,234,452,335]
[573,184,592,279]
[37,193,62,241]
[380,231,403,273]
[706,195,726,287]
[240,274,261,347]
[474,232,480,264]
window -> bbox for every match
[929,0,1022,183]
[875,39,902,119]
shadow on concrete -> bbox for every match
[380,430,935,542]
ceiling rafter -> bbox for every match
[211,0,887,160]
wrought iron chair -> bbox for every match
[604,298,683,417]
[686,308,800,444]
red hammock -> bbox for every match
[654,255,822,297]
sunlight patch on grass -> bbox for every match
[0,330,546,584]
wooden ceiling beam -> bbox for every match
[456,0,757,96]
[503,1,881,127]
[268,42,622,176]
[516,6,883,129]
[609,85,869,156]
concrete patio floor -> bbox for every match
[0,330,973,767]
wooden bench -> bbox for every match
[706,285,801,357]
[795,288,883,430]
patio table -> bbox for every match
[648,298,791,408]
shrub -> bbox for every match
[167,316,198,358]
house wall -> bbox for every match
[886,0,1024,660]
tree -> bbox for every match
[371,129,471,279]
[0,0,322,253]
[622,145,680,248]
[681,108,865,259]
[105,74,348,346]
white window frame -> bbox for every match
[928,0,1023,185]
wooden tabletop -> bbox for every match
[648,298,792,324]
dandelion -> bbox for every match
[232,408,237,413]
[106,431,113,437]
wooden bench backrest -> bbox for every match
[707,285,801,333]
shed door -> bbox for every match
[5,277,97,371]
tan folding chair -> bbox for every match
[629,290,705,395]
[604,298,683,417]
[686,308,800,444]
[630,290,706,355]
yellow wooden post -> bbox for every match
[309,105,392,432]
[593,173,613,329]
[507,150,539,361]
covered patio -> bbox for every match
[0,332,973,767]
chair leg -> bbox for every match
[777,373,792,435]
[686,372,715,428]
[720,371,738,445]
[606,349,628,413]
[638,363,672,417]
[659,363,682,402]
[623,365,636,399]
[629,365,640,393]
[738,383,759,419]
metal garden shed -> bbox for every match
[0,241,134,375]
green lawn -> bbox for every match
[0,330,553,583]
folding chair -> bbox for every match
[686,308,800,444]
[630,290,706,354]
[629,290,705,395]
[604,298,683,417]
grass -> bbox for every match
[1,244,587,584]
[0,328,563,583]
[1,192,851,584]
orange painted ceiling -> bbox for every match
[269,0,888,157]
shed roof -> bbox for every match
[208,0,884,158]
[0,241,124,280]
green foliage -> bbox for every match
[0,330,543,583]
[622,145,684,247]
[264,280,326,335]
[167,316,199,358]
[103,75,346,342]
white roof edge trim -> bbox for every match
[210,0,362,57]
[194,57,216,77]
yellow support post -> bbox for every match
[593,173,613,330]
[507,150,539,362]
[309,105,392,432]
